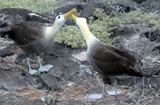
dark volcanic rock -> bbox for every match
[133,0,146,4]
[49,57,81,84]
[0,19,8,27]
[26,13,52,23]
[0,43,15,57]
[0,8,53,23]
[52,4,86,16]
[0,8,32,22]
[38,74,58,90]
[0,63,34,90]
[142,28,160,42]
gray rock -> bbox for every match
[49,57,81,84]
[0,8,32,23]
[0,43,15,57]
[0,63,34,90]
[0,92,45,105]
[38,74,58,90]
[0,8,53,23]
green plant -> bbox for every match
[55,8,160,48]
[0,0,58,14]
[55,9,119,48]
[55,25,86,48]
[118,11,160,27]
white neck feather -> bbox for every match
[76,18,99,48]
[44,23,61,40]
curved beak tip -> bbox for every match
[72,8,77,13]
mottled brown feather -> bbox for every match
[87,42,142,84]
[8,22,43,46]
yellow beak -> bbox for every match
[63,8,77,19]
[71,14,78,22]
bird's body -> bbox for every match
[0,8,76,74]
[71,14,158,98]
[87,40,143,84]
[73,16,143,81]
[9,22,54,56]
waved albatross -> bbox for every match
[71,14,160,98]
[0,8,76,75]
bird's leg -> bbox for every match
[114,78,118,100]
[102,84,106,101]
[106,77,121,101]
[26,58,37,75]
[37,56,53,72]
[37,56,43,67]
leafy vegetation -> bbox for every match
[1,0,160,48]
[118,11,160,27]
[0,0,58,14]
[55,8,160,48]
[55,9,119,48]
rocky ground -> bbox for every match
[0,0,160,105]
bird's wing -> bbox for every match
[90,45,141,76]
[91,45,133,63]
[9,22,43,45]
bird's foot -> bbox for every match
[29,69,37,75]
[107,90,122,95]
[39,64,53,72]
[87,94,103,99]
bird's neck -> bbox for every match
[45,23,60,40]
[78,21,99,48]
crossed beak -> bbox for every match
[63,8,77,19]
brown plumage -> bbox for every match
[71,14,159,98]
[0,8,76,75]
[88,43,143,85]
[8,22,49,56]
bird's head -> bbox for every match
[71,14,87,28]
[54,8,77,27]
[71,14,99,48]
[45,8,76,39]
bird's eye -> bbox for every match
[58,16,60,19]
